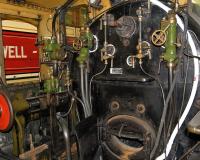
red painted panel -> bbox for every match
[67,37,75,45]
[2,31,40,74]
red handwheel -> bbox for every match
[0,91,13,132]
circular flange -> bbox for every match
[0,91,13,132]
[152,30,166,46]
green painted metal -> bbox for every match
[164,15,177,63]
[44,38,60,60]
[76,28,94,64]
[44,77,59,93]
[76,47,89,64]
[80,29,94,49]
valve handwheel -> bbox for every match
[151,30,167,46]
[73,38,83,51]
[0,91,13,132]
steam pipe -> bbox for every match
[148,0,151,13]
[84,67,91,114]
[67,86,87,118]
[80,64,90,117]
[52,0,74,39]
[150,0,199,159]
[167,62,175,135]
[89,64,107,112]
[80,65,87,115]
[168,63,173,88]
[104,14,107,46]
[57,116,71,160]
[59,9,67,46]
[138,7,142,44]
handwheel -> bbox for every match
[151,30,167,46]
[73,38,83,51]
[0,91,13,132]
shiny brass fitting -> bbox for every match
[168,12,176,24]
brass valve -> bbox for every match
[101,43,116,64]
[101,51,111,64]
[73,38,83,51]
[136,41,151,63]
[152,30,167,46]
[151,24,170,46]
[127,41,151,67]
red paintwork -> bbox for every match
[3,31,40,74]
[67,37,75,45]
[0,94,11,131]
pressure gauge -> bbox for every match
[106,44,116,56]
[116,16,137,38]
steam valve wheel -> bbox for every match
[151,30,166,46]
[73,38,83,51]
[0,91,13,132]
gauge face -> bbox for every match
[116,16,137,38]
[106,44,116,56]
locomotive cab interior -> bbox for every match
[0,0,200,160]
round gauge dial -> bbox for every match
[116,16,137,38]
[106,44,116,56]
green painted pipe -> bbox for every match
[76,47,89,64]
[164,14,177,63]
[83,29,94,49]
[45,38,60,60]
[44,77,59,93]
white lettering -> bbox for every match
[21,46,27,59]
[15,46,21,59]
[8,46,15,59]
[3,46,28,59]
[4,46,8,58]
